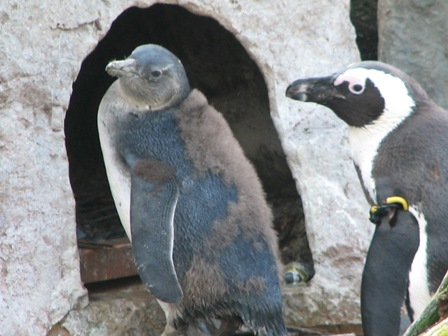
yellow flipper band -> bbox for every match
[369,196,409,225]
[385,196,409,211]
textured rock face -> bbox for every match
[0,1,88,335]
[63,282,166,336]
[0,0,371,334]
[378,0,448,109]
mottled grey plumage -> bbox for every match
[98,44,287,335]
[286,61,448,336]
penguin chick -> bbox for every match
[286,61,448,336]
[98,44,287,336]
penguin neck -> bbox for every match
[348,126,380,201]
[117,79,190,112]
[347,124,402,202]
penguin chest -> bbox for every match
[98,110,132,239]
[98,105,192,241]
[348,127,381,201]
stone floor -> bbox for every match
[59,276,362,336]
[62,277,165,335]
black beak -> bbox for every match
[286,76,345,103]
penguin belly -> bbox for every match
[407,207,432,318]
[97,85,132,239]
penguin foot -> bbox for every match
[283,262,314,286]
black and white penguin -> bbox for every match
[286,61,448,336]
[98,44,287,336]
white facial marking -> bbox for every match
[338,68,415,200]
[407,206,432,319]
[335,72,365,94]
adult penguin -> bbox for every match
[98,44,287,336]
[286,61,448,336]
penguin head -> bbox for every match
[106,44,191,111]
[286,61,430,128]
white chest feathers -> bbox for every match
[98,126,132,240]
[97,83,133,239]
[407,207,432,318]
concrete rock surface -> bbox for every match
[0,0,371,334]
[63,282,166,336]
[378,0,448,109]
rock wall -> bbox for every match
[0,0,371,334]
[0,2,88,335]
[378,0,448,109]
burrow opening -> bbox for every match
[350,0,378,61]
[65,4,313,282]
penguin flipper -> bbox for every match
[361,210,419,336]
[128,158,183,303]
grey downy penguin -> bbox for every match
[98,44,287,336]
[286,61,448,336]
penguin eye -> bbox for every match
[349,83,365,95]
[151,69,163,78]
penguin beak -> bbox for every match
[106,59,138,78]
[286,76,346,103]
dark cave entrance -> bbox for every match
[350,0,378,61]
[65,4,313,284]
